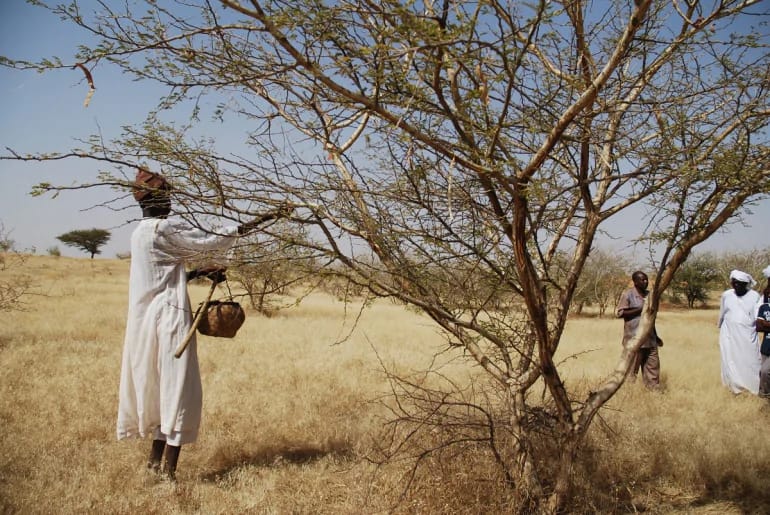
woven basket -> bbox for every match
[197,300,245,338]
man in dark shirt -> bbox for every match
[616,271,663,389]
[757,267,770,397]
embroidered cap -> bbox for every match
[133,168,170,202]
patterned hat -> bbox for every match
[133,168,170,202]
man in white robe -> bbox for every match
[118,168,288,479]
[718,269,762,395]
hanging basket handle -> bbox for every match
[175,279,218,359]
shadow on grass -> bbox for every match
[572,459,770,513]
[577,433,770,513]
[199,438,354,482]
[690,472,770,514]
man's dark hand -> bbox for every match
[197,266,227,284]
[619,307,643,321]
[238,202,295,235]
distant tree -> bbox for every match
[229,226,319,313]
[571,248,630,317]
[56,229,111,259]
[230,259,286,314]
[671,253,720,308]
[46,246,61,257]
[0,222,14,252]
[0,225,32,311]
[714,248,770,289]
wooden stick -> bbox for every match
[174,280,217,358]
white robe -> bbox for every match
[117,218,238,445]
[718,288,762,395]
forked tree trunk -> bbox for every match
[506,387,544,505]
[546,437,579,514]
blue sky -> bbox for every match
[0,1,768,260]
[0,1,166,257]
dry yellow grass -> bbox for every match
[558,309,770,513]
[1,255,769,514]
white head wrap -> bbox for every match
[730,269,756,287]
[763,265,770,279]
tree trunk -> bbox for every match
[545,438,578,514]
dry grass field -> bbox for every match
[2,255,770,514]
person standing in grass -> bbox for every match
[118,168,289,480]
[616,271,663,389]
[717,269,762,395]
[757,266,770,398]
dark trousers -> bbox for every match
[760,355,770,397]
[631,346,660,389]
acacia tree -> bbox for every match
[3,0,770,511]
[0,223,33,312]
[228,228,315,313]
[56,228,111,259]
[0,226,14,252]
[570,248,630,316]
[671,252,720,308]
[715,247,770,286]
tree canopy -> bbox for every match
[3,0,770,511]
[671,253,720,308]
[56,228,111,259]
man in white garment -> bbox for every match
[118,168,290,480]
[717,269,762,395]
